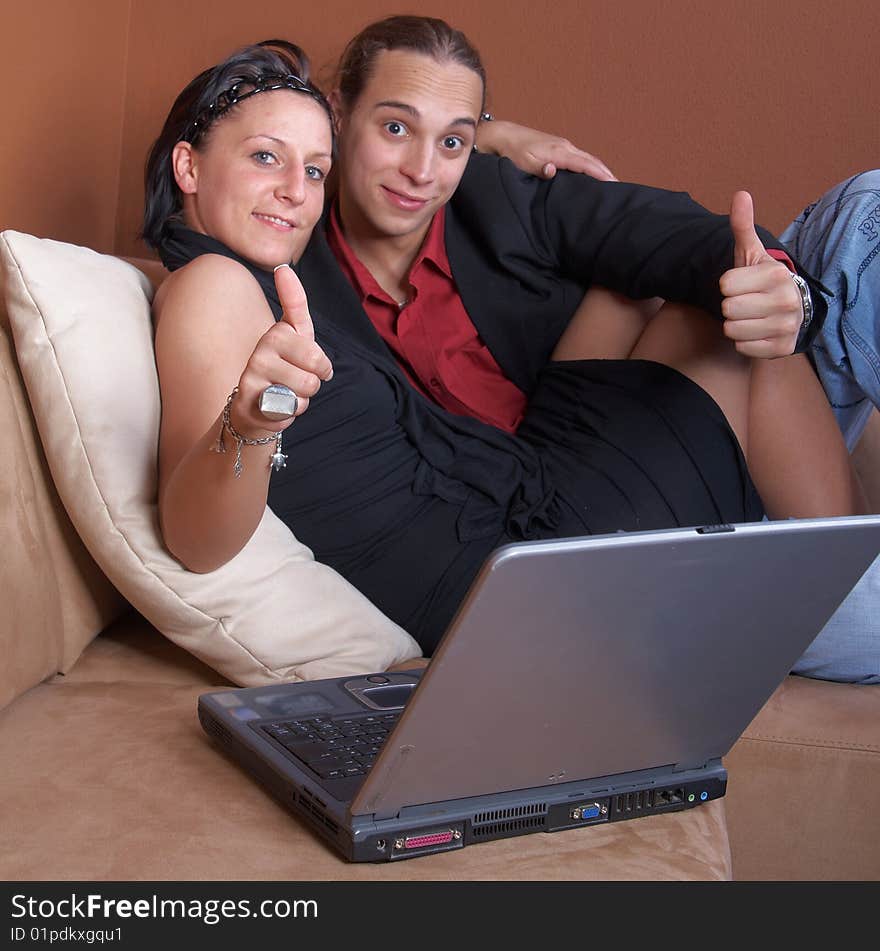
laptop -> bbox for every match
[198,515,880,862]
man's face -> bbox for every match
[333,50,483,251]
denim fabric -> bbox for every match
[781,171,880,683]
[781,170,880,450]
[791,553,880,684]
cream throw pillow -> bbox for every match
[1,230,422,683]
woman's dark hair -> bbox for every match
[142,39,332,250]
[335,15,486,111]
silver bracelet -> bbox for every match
[213,387,287,478]
[790,273,814,334]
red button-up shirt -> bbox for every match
[326,203,528,433]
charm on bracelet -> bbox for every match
[270,432,287,472]
[214,387,287,477]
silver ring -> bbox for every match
[259,384,299,421]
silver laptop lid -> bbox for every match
[352,517,880,819]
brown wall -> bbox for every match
[3,1,878,255]
[0,0,131,253]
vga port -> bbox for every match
[570,802,606,821]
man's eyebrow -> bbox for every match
[373,100,418,117]
[373,100,476,129]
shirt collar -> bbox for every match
[326,201,452,305]
[415,205,452,279]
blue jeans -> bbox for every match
[781,170,880,684]
[781,170,880,451]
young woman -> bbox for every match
[146,25,860,657]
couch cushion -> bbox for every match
[0,619,731,880]
[0,320,65,707]
[1,230,421,686]
[1,293,128,711]
[724,674,880,879]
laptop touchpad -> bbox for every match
[363,684,415,708]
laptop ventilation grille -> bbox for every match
[296,793,340,835]
[472,815,546,838]
[201,715,232,745]
[473,803,547,824]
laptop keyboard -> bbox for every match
[260,713,401,779]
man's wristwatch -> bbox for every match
[790,273,814,334]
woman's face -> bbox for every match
[174,90,332,269]
[333,50,483,250]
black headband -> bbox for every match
[182,73,330,144]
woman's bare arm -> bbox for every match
[154,255,332,572]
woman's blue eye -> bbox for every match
[384,121,407,137]
[253,151,277,165]
[306,165,325,182]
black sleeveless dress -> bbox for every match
[159,224,763,654]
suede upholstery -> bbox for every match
[0,279,127,711]
[1,246,878,881]
[0,616,732,881]
[725,676,880,879]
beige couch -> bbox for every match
[1,241,878,881]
